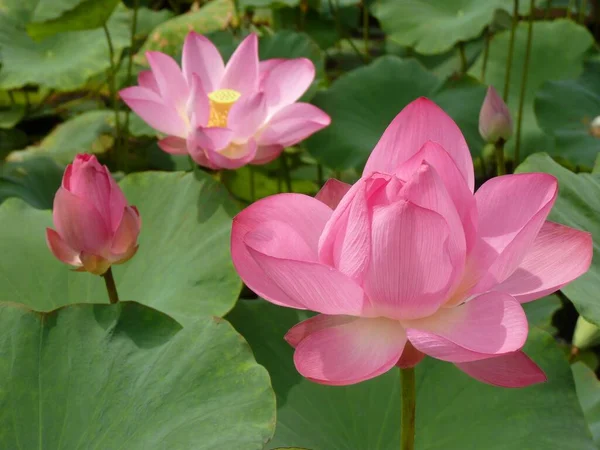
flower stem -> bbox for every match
[495,138,506,176]
[280,152,293,193]
[458,41,468,73]
[363,0,370,60]
[249,166,256,202]
[103,23,121,158]
[122,0,140,168]
[400,367,416,450]
[480,28,490,82]
[102,267,120,304]
[514,0,535,167]
[503,0,519,102]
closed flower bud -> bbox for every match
[46,154,141,275]
[479,86,513,144]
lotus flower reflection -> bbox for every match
[232,98,592,387]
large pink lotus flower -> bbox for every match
[119,32,330,170]
[46,154,141,275]
[232,98,593,387]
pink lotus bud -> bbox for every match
[46,154,141,275]
[479,86,513,143]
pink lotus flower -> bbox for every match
[231,98,592,387]
[479,86,513,144]
[46,154,141,275]
[119,32,330,170]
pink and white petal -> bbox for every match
[293,317,406,385]
[364,200,455,320]
[137,70,159,94]
[318,179,372,283]
[53,187,111,255]
[245,234,368,315]
[400,162,466,274]
[315,178,351,210]
[363,98,474,191]
[257,103,331,148]
[469,173,558,292]
[119,87,188,137]
[455,351,546,387]
[397,141,477,253]
[182,31,224,92]
[111,206,141,256]
[193,126,233,152]
[145,51,189,108]
[494,221,593,303]
[231,193,333,308]
[251,144,284,165]
[158,136,188,155]
[46,228,81,266]
[187,73,210,128]
[261,58,315,113]
[220,33,259,95]
[228,92,268,141]
[205,139,257,170]
[285,314,356,347]
[185,135,218,169]
[405,291,528,363]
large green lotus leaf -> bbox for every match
[7,110,115,164]
[516,153,600,327]
[523,294,562,334]
[470,20,594,161]
[0,301,275,449]
[573,362,600,446]
[0,170,241,325]
[0,157,63,209]
[0,4,130,90]
[134,0,233,64]
[0,104,26,129]
[535,61,600,167]
[27,0,120,40]
[373,0,538,55]
[228,300,594,449]
[305,56,487,170]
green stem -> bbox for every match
[363,0,370,60]
[567,0,575,19]
[400,368,416,450]
[458,41,468,73]
[579,0,588,23]
[249,166,256,202]
[317,163,324,187]
[122,0,140,169]
[495,138,506,176]
[503,0,519,102]
[545,0,553,19]
[481,28,490,82]
[103,23,121,156]
[7,90,15,105]
[515,0,534,167]
[280,152,293,193]
[102,267,120,304]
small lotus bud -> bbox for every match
[479,86,513,144]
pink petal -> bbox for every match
[158,136,188,155]
[46,228,81,266]
[53,187,111,255]
[293,316,406,385]
[469,173,558,294]
[406,291,528,363]
[228,92,268,141]
[245,227,368,315]
[145,51,189,109]
[285,314,356,347]
[111,206,141,257]
[257,103,331,148]
[187,73,209,128]
[315,178,351,209]
[119,86,187,137]
[107,169,128,232]
[363,97,474,191]
[79,252,111,276]
[182,31,224,93]
[189,126,233,167]
[479,85,513,143]
[397,141,477,253]
[396,341,426,369]
[231,193,333,309]
[494,221,593,302]
[220,33,259,96]
[205,138,257,170]
[258,58,286,86]
[363,200,455,320]
[251,144,284,165]
[455,351,546,387]
[400,162,466,277]
[137,70,159,94]
[318,178,373,283]
[262,58,315,113]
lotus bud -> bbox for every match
[479,86,513,144]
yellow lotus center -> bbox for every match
[207,89,241,128]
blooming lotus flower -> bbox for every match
[231,98,592,387]
[46,154,141,275]
[119,32,330,170]
[479,86,513,144]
